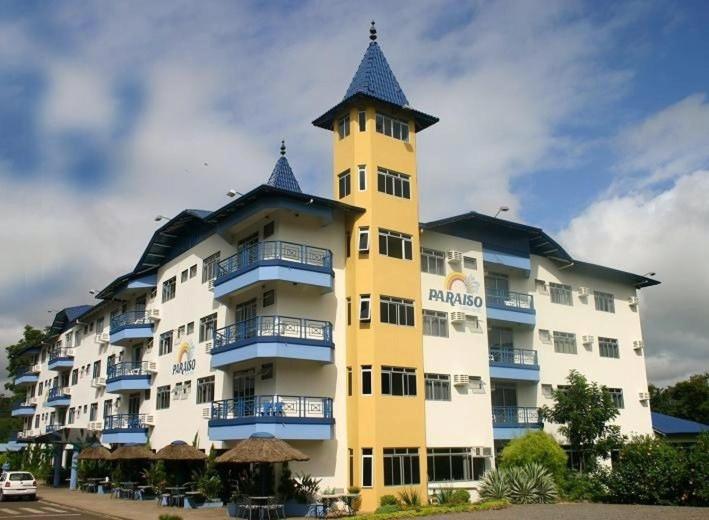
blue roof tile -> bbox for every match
[266,156,301,193]
[344,42,408,107]
[651,412,709,436]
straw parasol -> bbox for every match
[155,440,207,461]
[110,444,155,461]
[78,444,112,461]
[216,433,309,464]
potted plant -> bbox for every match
[284,473,321,517]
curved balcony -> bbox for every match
[46,387,71,408]
[213,241,333,299]
[11,400,36,417]
[48,347,74,371]
[106,362,155,393]
[101,414,152,444]
[45,424,65,434]
[210,316,334,369]
[486,290,535,326]
[110,311,155,346]
[208,395,334,441]
[14,367,39,386]
[489,347,539,382]
[492,406,542,440]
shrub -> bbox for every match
[431,487,455,505]
[686,432,709,506]
[159,516,183,520]
[379,495,398,506]
[398,488,421,508]
[450,489,470,504]
[348,486,362,513]
[293,473,322,503]
[480,463,557,504]
[559,469,606,502]
[500,431,567,482]
[374,504,401,514]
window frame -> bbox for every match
[553,331,577,355]
[598,337,620,359]
[423,309,448,337]
[199,313,218,343]
[156,385,171,410]
[358,227,370,253]
[337,114,351,139]
[378,228,413,260]
[358,165,367,191]
[202,252,221,284]
[425,373,451,401]
[196,376,215,404]
[381,366,417,397]
[377,167,411,199]
[159,331,174,356]
[338,170,351,199]
[380,296,415,327]
[594,291,615,313]
[359,295,371,322]
[361,365,372,396]
[362,448,374,488]
[421,248,445,275]
[161,276,177,302]
[549,282,573,306]
[383,448,420,486]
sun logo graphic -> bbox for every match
[444,273,480,295]
[172,340,196,375]
[428,272,484,308]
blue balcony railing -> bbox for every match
[16,366,38,377]
[103,414,151,431]
[211,395,333,421]
[489,347,538,367]
[492,406,541,427]
[110,311,153,333]
[47,387,70,401]
[45,424,64,434]
[107,361,152,380]
[215,241,332,285]
[213,316,332,351]
[49,347,74,362]
[486,290,534,312]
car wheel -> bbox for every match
[28,494,36,501]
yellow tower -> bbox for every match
[313,22,438,510]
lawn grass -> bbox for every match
[351,500,510,520]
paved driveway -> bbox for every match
[0,497,106,519]
[430,503,708,520]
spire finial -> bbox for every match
[280,140,286,156]
[369,20,377,42]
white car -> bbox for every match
[0,471,37,501]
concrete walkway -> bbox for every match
[38,485,228,520]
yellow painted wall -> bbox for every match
[333,104,428,510]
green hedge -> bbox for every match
[353,499,509,520]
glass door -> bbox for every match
[233,369,256,416]
[236,299,258,339]
[488,326,514,364]
[128,394,140,415]
[238,233,259,266]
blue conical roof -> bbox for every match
[344,42,409,107]
[266,147,302,193]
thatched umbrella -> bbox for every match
[110,444,155,460]
[155,441,207,461]
[216,433,309,464]
[78,444,112,461]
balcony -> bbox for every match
[110,311,155,346]
[213,241,333,300]
[45,424,65,434]
[489,347,540,382]
[48,347,75,371]
[101,414,151,444]
[46,387,71,408]
[210,316,334,369]
[208,395,334,441]
[483,248,531,276]
[11,400,36,417]
[14,367,39,386]
[17,430,39,442]
[492,406,542,440]
[106,362,155,393]
[486,290,535,326]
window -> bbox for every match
[347,298,352,326]
[358,227,370,252]
[96,317,104,332]
[68,408,75,424]
[187,322,195,335]
[162,277,176,302]
[425,373,451,401]
[377,167,411,198]
[421,248,445,275]
[159,331,174,356]
[427,448,487,482]
[380,296,415,326]
[607,388,624,409]
[550,283,573,306]
[381,366,417,396]
[423,310,448,337]
[362,448,373,487]
[347,367,352,396]
[177,325,185,339]
[89,403,98,421]
[361,365,372,395]
[202,252,221,283]
[260,363,274,380]
[338,170,351,198]
[553,331,577,354]
[263,221,275,238]
[466,315,481,331]
[383,448,420,486]
[103,400,112,418]
[189,264,198,278]
[358,165,367,191]
[358,111,366,132]
[375,113,410,142]
[542,384,553,398]
[599,337,620,358]
[359,295,371,322]
[199,313,218,343]
[66,332,73,348]
[180,269,188,283]
[337,114,350,139]
[378,229,412,260]
[595,291,615,313]
[156,386,170,410]
[463,256,477,270]
[346,232,351,257]
[262,290,275,307]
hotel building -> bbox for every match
[12,25,658,510]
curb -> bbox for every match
[39,495,130,520]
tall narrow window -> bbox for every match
[337,114,350,139]
[338,170,351,198]
[358,227,370,253]
[347,298,352,325]
[349,448,354,487]
[361,365,372,395]
[359,295,371,322]
[156,385,171,410]
[162,277,176,302]
[362,448,373,487]
[347,367,353,396]
[345,232,351,258]
[358,165,367,191]
[159,331,174,356]
[199,313,218,343]
[607,388,624,409]
[358,111,366,132]
[202,252,221,283]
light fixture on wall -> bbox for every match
[494,206,509,218]
[154,215,171,222]
[227,189,244,198]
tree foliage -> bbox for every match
[4,325,47,394]
[499,431,567,482]
[650,373,709,425]
[540,370,623,471]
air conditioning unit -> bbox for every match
[629,296,640,307]
[31,364,41,373]
[88,422,103,431]
[538,329,552,344]
[63,386,72,395]
[146,362,157,373]
[447,250,462,263]
[638,392,650,401]
[204,341,213,353]
[95,332,109,344]
[535,279,549,295]
[582,335,594,345]
[450,311,466,324]
[171,388,182,400]
[208,279,215,290]
[28,396,38,405]
[472,447,493,457]
[578,286,590,297]
[202,407,211,419]
[633,340,644,351]
[144,415,155,425]
[453,374,470,386]
[147,309,161,321]
[91,377,106,388]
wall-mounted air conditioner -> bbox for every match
[147,309,160,321]
[91,377,106,388]
[582,335,594,346]
[629,296,639,307]
[638,392,650,401]
[453,374,470,386]
[450,311,466,324]
[578,287,590,297]
[447,250,462,263]
[95,332,109,344]
[633,340,644,351]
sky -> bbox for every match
[1,0,708,388]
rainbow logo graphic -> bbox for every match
[176,341,193,364]
[444,272,479,294]
[172,341,196,375]
[428,272,483,308]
